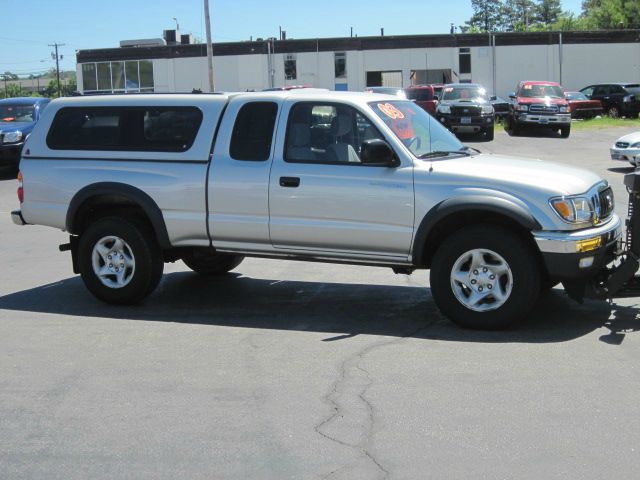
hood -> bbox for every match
[516,96,567,106]
[615,131,640,144]
[440,98,490,107]
[0,121,35,133]
[429,153,602,196]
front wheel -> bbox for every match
[78,216,164,304]
[484,126,494,141]
[430,225,540,330]
[608,106,620,118]
[560,125,571,138]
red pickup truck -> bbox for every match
[404,85,438,114]
[506,81,572,138]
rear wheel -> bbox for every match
[608,105,620,118]
[182,250,244,275]
[78,216,164,304]
[430,225,540,330]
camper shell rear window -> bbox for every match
[46,106,203,152]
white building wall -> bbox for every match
[77,39,640,97]
[561,43,640,91]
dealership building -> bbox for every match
[75,29,640,98]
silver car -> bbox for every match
[610,131,640,166]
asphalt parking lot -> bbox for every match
[1,125,640,480]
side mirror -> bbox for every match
[490,95,497,101]
[508,92,516,99]
[360,139,398,167]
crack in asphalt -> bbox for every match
[315,319,439,479]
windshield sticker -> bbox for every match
[377,103,405,119]
[523,84,533,90]
[444,87,454,93]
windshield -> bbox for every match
[441,86,487,102]
[519,84,563,99]
[0,104,35,123]
[369,100,465,158]
[566,92,587,100]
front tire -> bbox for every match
[182,250,244,275]
[78,216,164,304]
[608,106,620,118]
[430,225,540,330]
[560,125,571,138]
[484,126,494,141]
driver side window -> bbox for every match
[284,103,384,164]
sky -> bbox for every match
[1,0,584,77]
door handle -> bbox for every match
[279,176,300,188]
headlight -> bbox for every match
[438,105,451,114]
[623,95,633,102]
[481,105,494,114]
[515,104,528,112]
[630,142,640,148]
[3,131,23,144]
[559,106,570,113]
[550,196,594,224]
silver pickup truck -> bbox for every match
[11,91,625,329]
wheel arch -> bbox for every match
[66,182,171,249]
[413,196,542,268]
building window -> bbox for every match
[459,48,471,75]
[335,52,346,79]
[284,54,297,81]
[81,60,154,94]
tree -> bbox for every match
[1,83,25,99]
[536,0,562,25]
[500,0,538,31]
[581,0,640,29]
[467,0,503,32]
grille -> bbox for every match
[593,186,614,222]
[616,141,630,148]
[529,104,559,114]
[451,106,481,116]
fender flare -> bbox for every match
[66,182,171,249]
[412,195,542,265]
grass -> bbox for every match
[570,116,640,130]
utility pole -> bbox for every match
[49,42,65,97]
[204,0,214,92]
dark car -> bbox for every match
[565,91,603,119]
[435,83,495,140]
[0,97,50,172]
[580,83,640,118]
[404,85,438,114]
[490,96,510,122]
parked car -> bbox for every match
[364,86,407,98]
[12,91,624,329]
[565,91,603,119]
[0,97,50,172]
[506,81,571,138]
[610,131,640,167]
[580,83,640,118]
[404,85,438,114]
[435,83,495,140]
[490,96,510,122]
[428,83,444,97]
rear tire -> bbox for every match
[78,216,164,304]
[182,250,244,275]
[430,225,540,330]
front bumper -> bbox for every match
[516,113,571,125]
[533,215,622,279]
[438,114,494,133]
[11,210,27,226]
[610,146,640,165]
[0,141,24,167]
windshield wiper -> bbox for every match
[418,148,474,159]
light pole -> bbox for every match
[172,17,179,31]
[204,0,214,92]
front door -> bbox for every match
[268,101,414,259]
